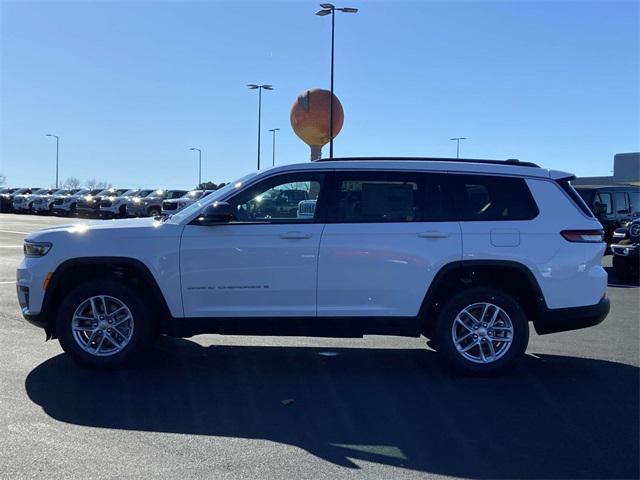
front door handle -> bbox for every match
[418,231,450,239]
[280,231,312,240]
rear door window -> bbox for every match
[615,192,630,214]
[328,171,424,222]
[450,174,539,221]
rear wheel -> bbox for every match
[56,279,155,369]
[434,287,529,376]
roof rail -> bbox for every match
[312,156,540,168]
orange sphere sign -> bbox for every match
[290,88,344,147]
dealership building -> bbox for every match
[572,152,640,187]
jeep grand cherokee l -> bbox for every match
[16,157,609,375]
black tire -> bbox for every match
[434,287,529,376]
[56,279,155,369]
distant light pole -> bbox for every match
[247,84,274,170]
[315,3,358,159]
[45,134,60,188]
[189,147,202,186]
[268,128,280,167]
[450,137,466,159]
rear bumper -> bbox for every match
[533,296,610,335]
[611,242,639,258]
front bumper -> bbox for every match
[100,204,125,216]
[533,296,610,335]
[127,203,149,216]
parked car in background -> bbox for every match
[17,157,609,375]
[161,189,214,215]
[575,185,640,244]
[127,189,187,217]
[100,189,143,218]
[32,189,81,214]
[77,188,128,217]
[611,218,640,283]
[52,189,99,216]
[1,187,24,212]
[13,188,55,213]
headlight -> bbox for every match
[133,198,142,203]
[23,241,52,257]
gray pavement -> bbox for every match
[0,213,638,479]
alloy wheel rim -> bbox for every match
[451,302,514,364]
[71,295,134,357]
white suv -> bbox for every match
[16,158,609,375]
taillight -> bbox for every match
[561,229,604,243]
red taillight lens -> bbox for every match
[561,229,604,243]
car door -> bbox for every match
[317,170,462,317]
[180,171,328,318]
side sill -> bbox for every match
[161,316,422,339]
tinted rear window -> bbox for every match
[450,174,539,221]
[330,172,423,222]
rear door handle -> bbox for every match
[280,231,312,240]
[418,231,450,239]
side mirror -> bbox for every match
[197,201,232,225]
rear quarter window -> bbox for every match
[562,182,595,217]
[450,174,539,221]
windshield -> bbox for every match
[120,189,138,197]
[169,173,256,224]
[146,189,165,198]
[182,190,203,199]
[135,189,153,197]
[33,189,50,194]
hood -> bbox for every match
[26,217,164,242]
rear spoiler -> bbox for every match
[549,169,576,182]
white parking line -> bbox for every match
[0,245,22,248]
[0,230,29,235]
[0,280,16,284]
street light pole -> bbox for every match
[268,128,280,167]
[189,147,202,186]
[316,4,358,159]
[247,84,274,170]
[450,137,467,159]
[45,134,60,188]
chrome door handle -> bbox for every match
[418,231,450,238]
[280,231,312,239]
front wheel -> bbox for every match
[434,287,529,376]
[56,279,155,369]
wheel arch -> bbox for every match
[41,256,171,339]
[419,260,547,334]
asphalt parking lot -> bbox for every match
[0,213,638,480]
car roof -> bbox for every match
[265,157,556,179]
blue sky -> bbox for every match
[1,0,638,189]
